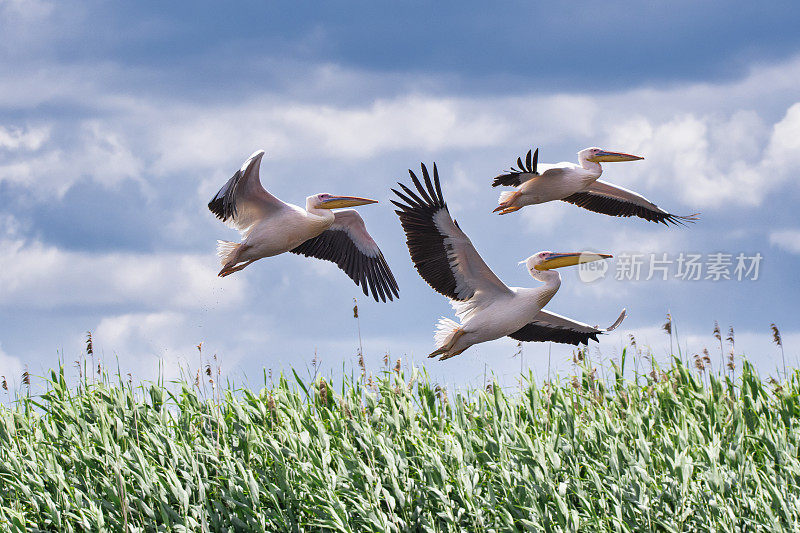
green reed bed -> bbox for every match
[1,359,799,532]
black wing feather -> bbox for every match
[561,192,699,226]
[290,229,399,303]
[508,322,599,346]
[392,163,468,301]
[208,169,242,222]
[491,147,539,187]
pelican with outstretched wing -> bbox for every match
[208,150,399,302]
[392,163,625,360]
[492,147,698,225]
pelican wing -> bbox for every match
[562,180,698,226]
[290,210,399,303]
[392,163,511,301]
[208,150,286,234]
[491,148,539,187]
[508,308,626,346]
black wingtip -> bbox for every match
[663,212,700,227]
[207,170,241,222]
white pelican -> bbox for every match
[391,163,626,360]
[208,150,399,302]
[492,147,698,225]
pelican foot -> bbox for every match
[429,328,465,359]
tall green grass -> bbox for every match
[1,358,800,531]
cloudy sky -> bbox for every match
[1,0,799,392]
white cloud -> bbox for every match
[0,238,247,310]
[2,54,800,211]
[92,311,248,383]
[602,110,785,208]
[0,124,50,150]
[94,312,196,381]
[763,103,800,173]
[770,229,800,255]
[0,120,146,198]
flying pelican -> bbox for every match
[492,147,698,225]
[208,150,399,302]
[391,163,626,360]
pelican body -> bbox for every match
[392,163,625,360]
[493,147,698,225]
[221,196,329,264]
[208,150,399,302]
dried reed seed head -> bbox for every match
[1,376,6,391]
[196,342,203,352]
[22,367,30,386]
[703,347,710,357]
[383,352,389,366]
[434,385,448,402]
[340,399,352,418]
[317,379,328,405]
[771,323,783,347]
[628,334,637,348]
[205,364,212,377]
[485,383,494,394]
[268,394,276,412]
[97,362,101,375]
[434,384,448,403]
[694,356,706,372]
[662,313,672,335]
[727,326,735,345]
[394,359,401,373]
[713,321,721,341]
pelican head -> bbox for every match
[311,193,378,210]
[521,251,612,272]
[580,147,643,163]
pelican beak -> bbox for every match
[590,150,643,163]
[534,252,613,271]
[320,195,379,209]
